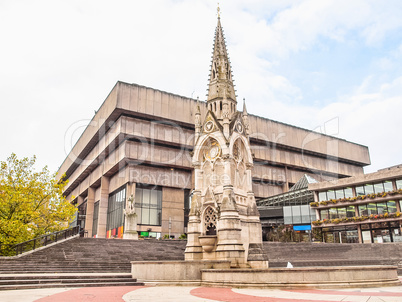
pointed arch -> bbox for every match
[202,206,217,235]
[193,133,228,163]
[229,134,253,165]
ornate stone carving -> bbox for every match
[124,194,136,217]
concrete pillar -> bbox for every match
[357,224,362,243]
[84,187,96,237]
[97,176,110,238]
[283,165,289,192]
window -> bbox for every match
[135,186,162,226]
[92,201,99,237]
[383,181,393,192]
[344,187,353,198]
[320,209,329,220]
[292,206,301,224]
[359,204,368,216]
[376,202,387,214]
[337,207,346,219]
[364,184,374,194]
[283,206,292,224]
[373,183,384,194]
[300,205,310,223]
[327,190,335,200]
[335,189,345,199]
[106,186,126,237]
[367,203,377,215]
[346,206,355,217]
[318,192,327,202]
[387,200,397,213]
[396,180,402,190]
[329,208,337,219]
[355,186,365,196]
[309,207,316,222]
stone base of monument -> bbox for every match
[131,261,400,288]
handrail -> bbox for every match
[12,225,82,256]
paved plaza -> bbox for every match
[1,281,402,302]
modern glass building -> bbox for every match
[257,175,318,242]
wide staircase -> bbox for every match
[264,242,402,271]
[0,237,186,290]
[1,238,401,289]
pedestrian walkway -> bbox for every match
[1,282,402,302]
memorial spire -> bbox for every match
[207,7,237,120]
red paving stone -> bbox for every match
[190,287,336,302]
[34,286,146,302]
[285,289,402,297]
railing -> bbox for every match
[12,226,82,256]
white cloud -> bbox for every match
[0,0,401,175]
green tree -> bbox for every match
[0,153,75,255]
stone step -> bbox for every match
[0,273,144,290]
[0,281,144,291]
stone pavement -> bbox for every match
[0,282,402,302]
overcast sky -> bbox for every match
[1,0,401,175]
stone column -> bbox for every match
[97,176,109,238]
[215,186,245,267]
[84,187,96,237]
[185,191,203,260]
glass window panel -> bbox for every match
[291,206,301,224]
[327,190,336,200]
[346,206,355,218]
[106,187,126,234]
[142,208,150,225]
[329,208,338,219]
[149,208,158,225]
[92,201,99,237]
[301,205,310,223]
[335,189,345,199]
[359,204,368,216]
[387,200,397,213]
[150,190,159,206]
[374,183,384,194]
[362,230,372,243]
[283,206,292,224]
[338,207,346,219]
[142,189,151,205]
[377,202,387,214]
[318,192,327,202]
[396,179,402,190]
[355,186,365,196]
[135,188,142,206]
[320,209,329,220]
[367,203,377,215]
[344,187,353,198]
[157,190,162,207]
[365,184,374,194]
[136,207,142,222]
[383,181,393,192]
